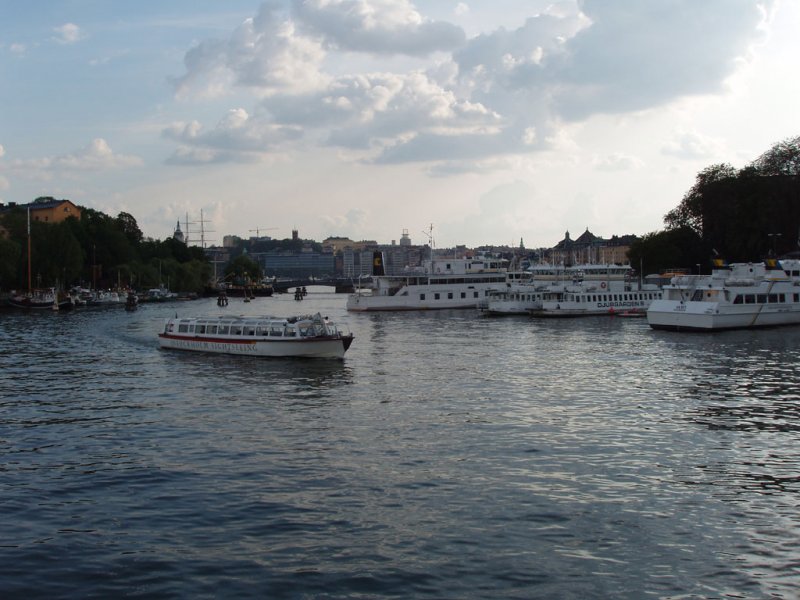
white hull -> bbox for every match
[158,335,349,358]
[647,300,800,331]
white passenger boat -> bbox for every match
[529,280,663,317]
[158,313,354,359]
[484,263,638,316]
[647,259,800,331]
[346,255,508,312]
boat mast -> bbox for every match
[422,223,435,275]
[27,206,32,294]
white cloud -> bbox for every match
[162,108,303,164]
[592,152,645,171]
[661,130,726,160]
[455,3,470,17]
[172,3,329,98]
[4,139,142,175]
[10,43,27,55]
[292,0,466,55]
[320,208,369,237]
[165,1,775,177]
[0,144,5,158]
[53,23,85,45]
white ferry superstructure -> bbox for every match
[346,256,508,312]
[647,259,800,331]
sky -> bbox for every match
[1,0,799,249]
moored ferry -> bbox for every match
[529,280,662,317]
[158,313,354,359]
[483,263,636,315]
[647,259,800,331]
[346,254,508,312]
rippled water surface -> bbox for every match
[1,290,799,599]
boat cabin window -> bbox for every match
[178,324,189,333]
[269,326,283,337]
[733,295,743,304]
[768,294,778,303]
[420,293,426,300]
[243,326,255,336]
[448,292,453,299]
[795,293,800,303]
[208,325,218,334]
[691,290,704,301]
[230,325,243,335]
[188,324,195,333]
[461,292,466,299]
[744,294,756,304]
[757,294,767,304]
[434,293,440,300]
[298,325,312,337]
[474,292,479,298]
[218,325,230,334]
[197,325,206,334]
[284,327,297,337]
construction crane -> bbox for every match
[248,227,278,237]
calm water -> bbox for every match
[1,289,799,599]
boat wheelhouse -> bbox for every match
[158,312,354,359]
[346,255,508,312]
[647,259,800,331]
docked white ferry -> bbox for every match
[484,263,637,316]
[346,255,508,311]
[529,279,663,317]
[647,259,800,331]
[158,313,354,358]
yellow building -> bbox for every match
[26,198,82,223]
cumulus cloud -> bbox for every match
[4,139,142,175]
[320,207,369,235]
[53,23,85,44]
[292,0,466,55]
[661,130,726,159]
[172,3,328,98]
[267,71,500,150]
[162,108,303,164]
[592,152,645,171]
[166,0,772,173]
[551,0,772,119]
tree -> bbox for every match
[0,237,22,289]
[628,228,707,275]
[664,163,737,235]
[751,135,800,176]
[225,254,262,284]
[116,212,143,246]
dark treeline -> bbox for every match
[629,135,800,274]
[0,203,212,292]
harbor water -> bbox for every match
[1,289,799,598]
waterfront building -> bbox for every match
[0,197,82,224]
[257,251,335,278]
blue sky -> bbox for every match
[1,0,798,248]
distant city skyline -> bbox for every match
[2,1,799,248]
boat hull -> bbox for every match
[647,300,800,331]
[158,333,353,359]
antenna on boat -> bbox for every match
[421,224,435,271]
